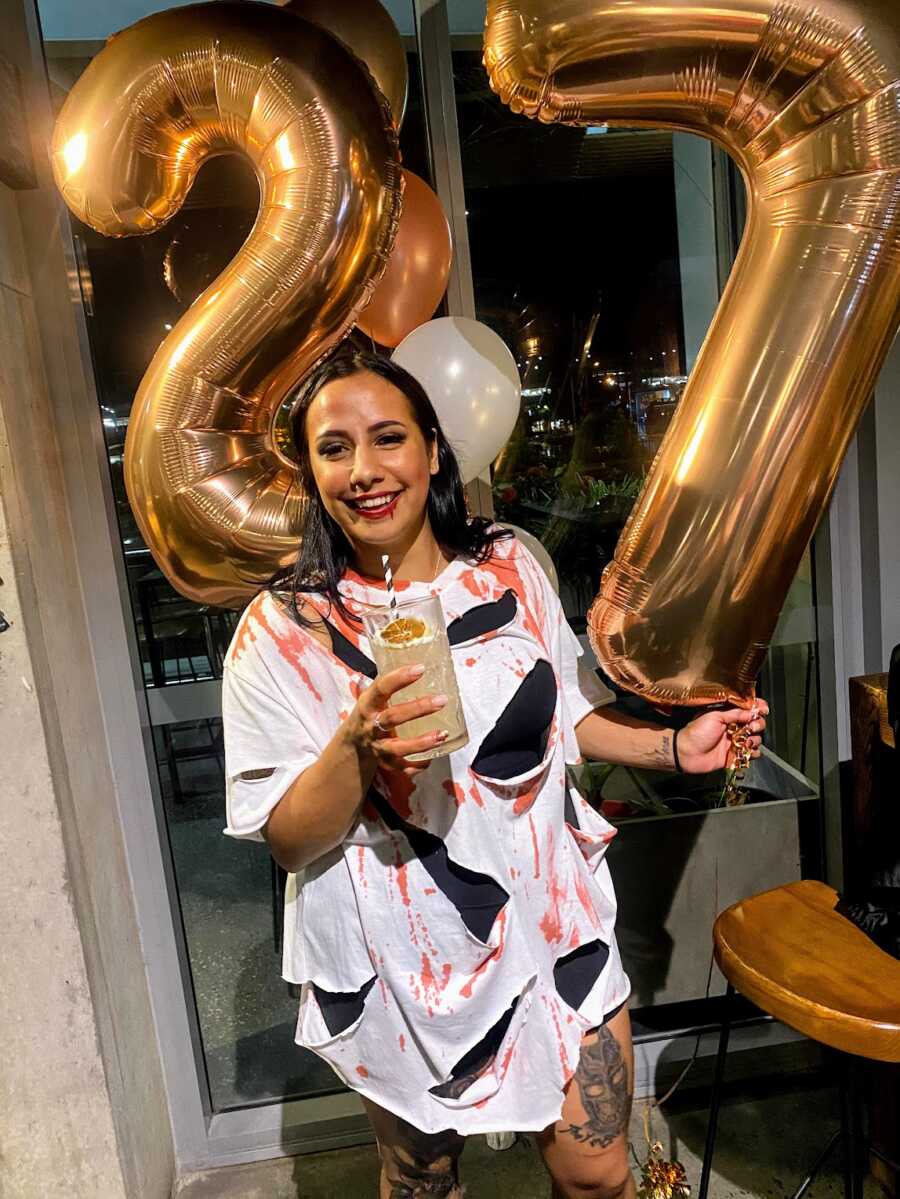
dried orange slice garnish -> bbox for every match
[380,616,428,645]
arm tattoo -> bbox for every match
[657,732,673,770]
[564,1025,632,1149]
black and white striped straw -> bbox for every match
[381,554,397,610]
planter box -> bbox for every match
[572,749,819,1007]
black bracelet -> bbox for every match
[672,728,682,773]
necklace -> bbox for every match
[361,540,445,586]
[428,540,445,583]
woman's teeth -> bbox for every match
[352,494,397,510]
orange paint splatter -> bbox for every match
[465,657,477,667]
[573,866,601,932]
[528,814,541,879]
[459,947,498,999]
[251,602,323,702]
[539,830,565,944]
[442,779,466,808]
[513,783,538,816]
[396,863,411,907]
[544,994,570,1075]
[399,1034,406,1052]
[459,569,489,600]
[379,771,414,820]
[424,886,436,895]
[468,550,550,654]
[356,1065,369,1077]
[228,606,259,665]
[467,774,485,808]
[420,954,453,1015]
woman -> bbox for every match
[223,350,766,1199]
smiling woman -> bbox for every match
[272,350,510,627]
[221,347,765,1198]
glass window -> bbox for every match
[42,3,428,1112]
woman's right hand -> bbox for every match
[347,664,448,776]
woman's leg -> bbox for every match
[361,1097,466,1199]
[535,1004,636,1199]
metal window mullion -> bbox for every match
[412,0,493,516]
[413,0,476,319]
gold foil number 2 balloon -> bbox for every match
[485,0,900,708]
[52,2,401,606]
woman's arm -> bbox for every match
[265,664,449,872]
[574,706,676,770]
[574,702,769,773]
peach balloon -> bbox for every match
[357,169,452,349]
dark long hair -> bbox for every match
[269,348,510,627]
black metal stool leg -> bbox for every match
[839,1053,867,1199]
[789,1129,841,1199]
[849,1058,866,1199]
[699,982,735,1199]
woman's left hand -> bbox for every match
[674,701,769,774]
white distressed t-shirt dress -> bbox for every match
[223,532,631,1134]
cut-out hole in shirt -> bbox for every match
[471,659,557,780]
[429,997,519,1098]
[321,615,377,678]
[447,589,517,646]
[367,788,508,943]
[553,940,610,1013]
[312,974,377,1036]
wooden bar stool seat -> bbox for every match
[699,879,900,1199]
[715,879,900,1062]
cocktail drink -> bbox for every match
[362,595,468,761]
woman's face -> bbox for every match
[304,370,439,554]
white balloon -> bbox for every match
[392,316,521,483]
[501,524,559,594]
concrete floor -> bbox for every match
[173,1054,885,1199]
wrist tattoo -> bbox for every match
[659,731,673,770]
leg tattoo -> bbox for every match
[381,1119,462,1198]
[563,1025,632,1149]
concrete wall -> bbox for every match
[0,409,127,1197]
[0,1,175,1194]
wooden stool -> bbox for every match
[699,880,900,1199]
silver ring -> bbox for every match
[373,712,388,736]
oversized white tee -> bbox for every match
[223,533,630,1134]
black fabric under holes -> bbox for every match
[447,589,517,645]
[322,617,377,678]
[429,998,519,1099]
[553,940,610,1012]
[313,975,377,1036]
[368,789,508,943]
[564,788,579,827]
[472,659,557,779]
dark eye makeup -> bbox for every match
[316,428,406,458]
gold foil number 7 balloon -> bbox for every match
[52,2,401,607]
[485,0,900,707]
